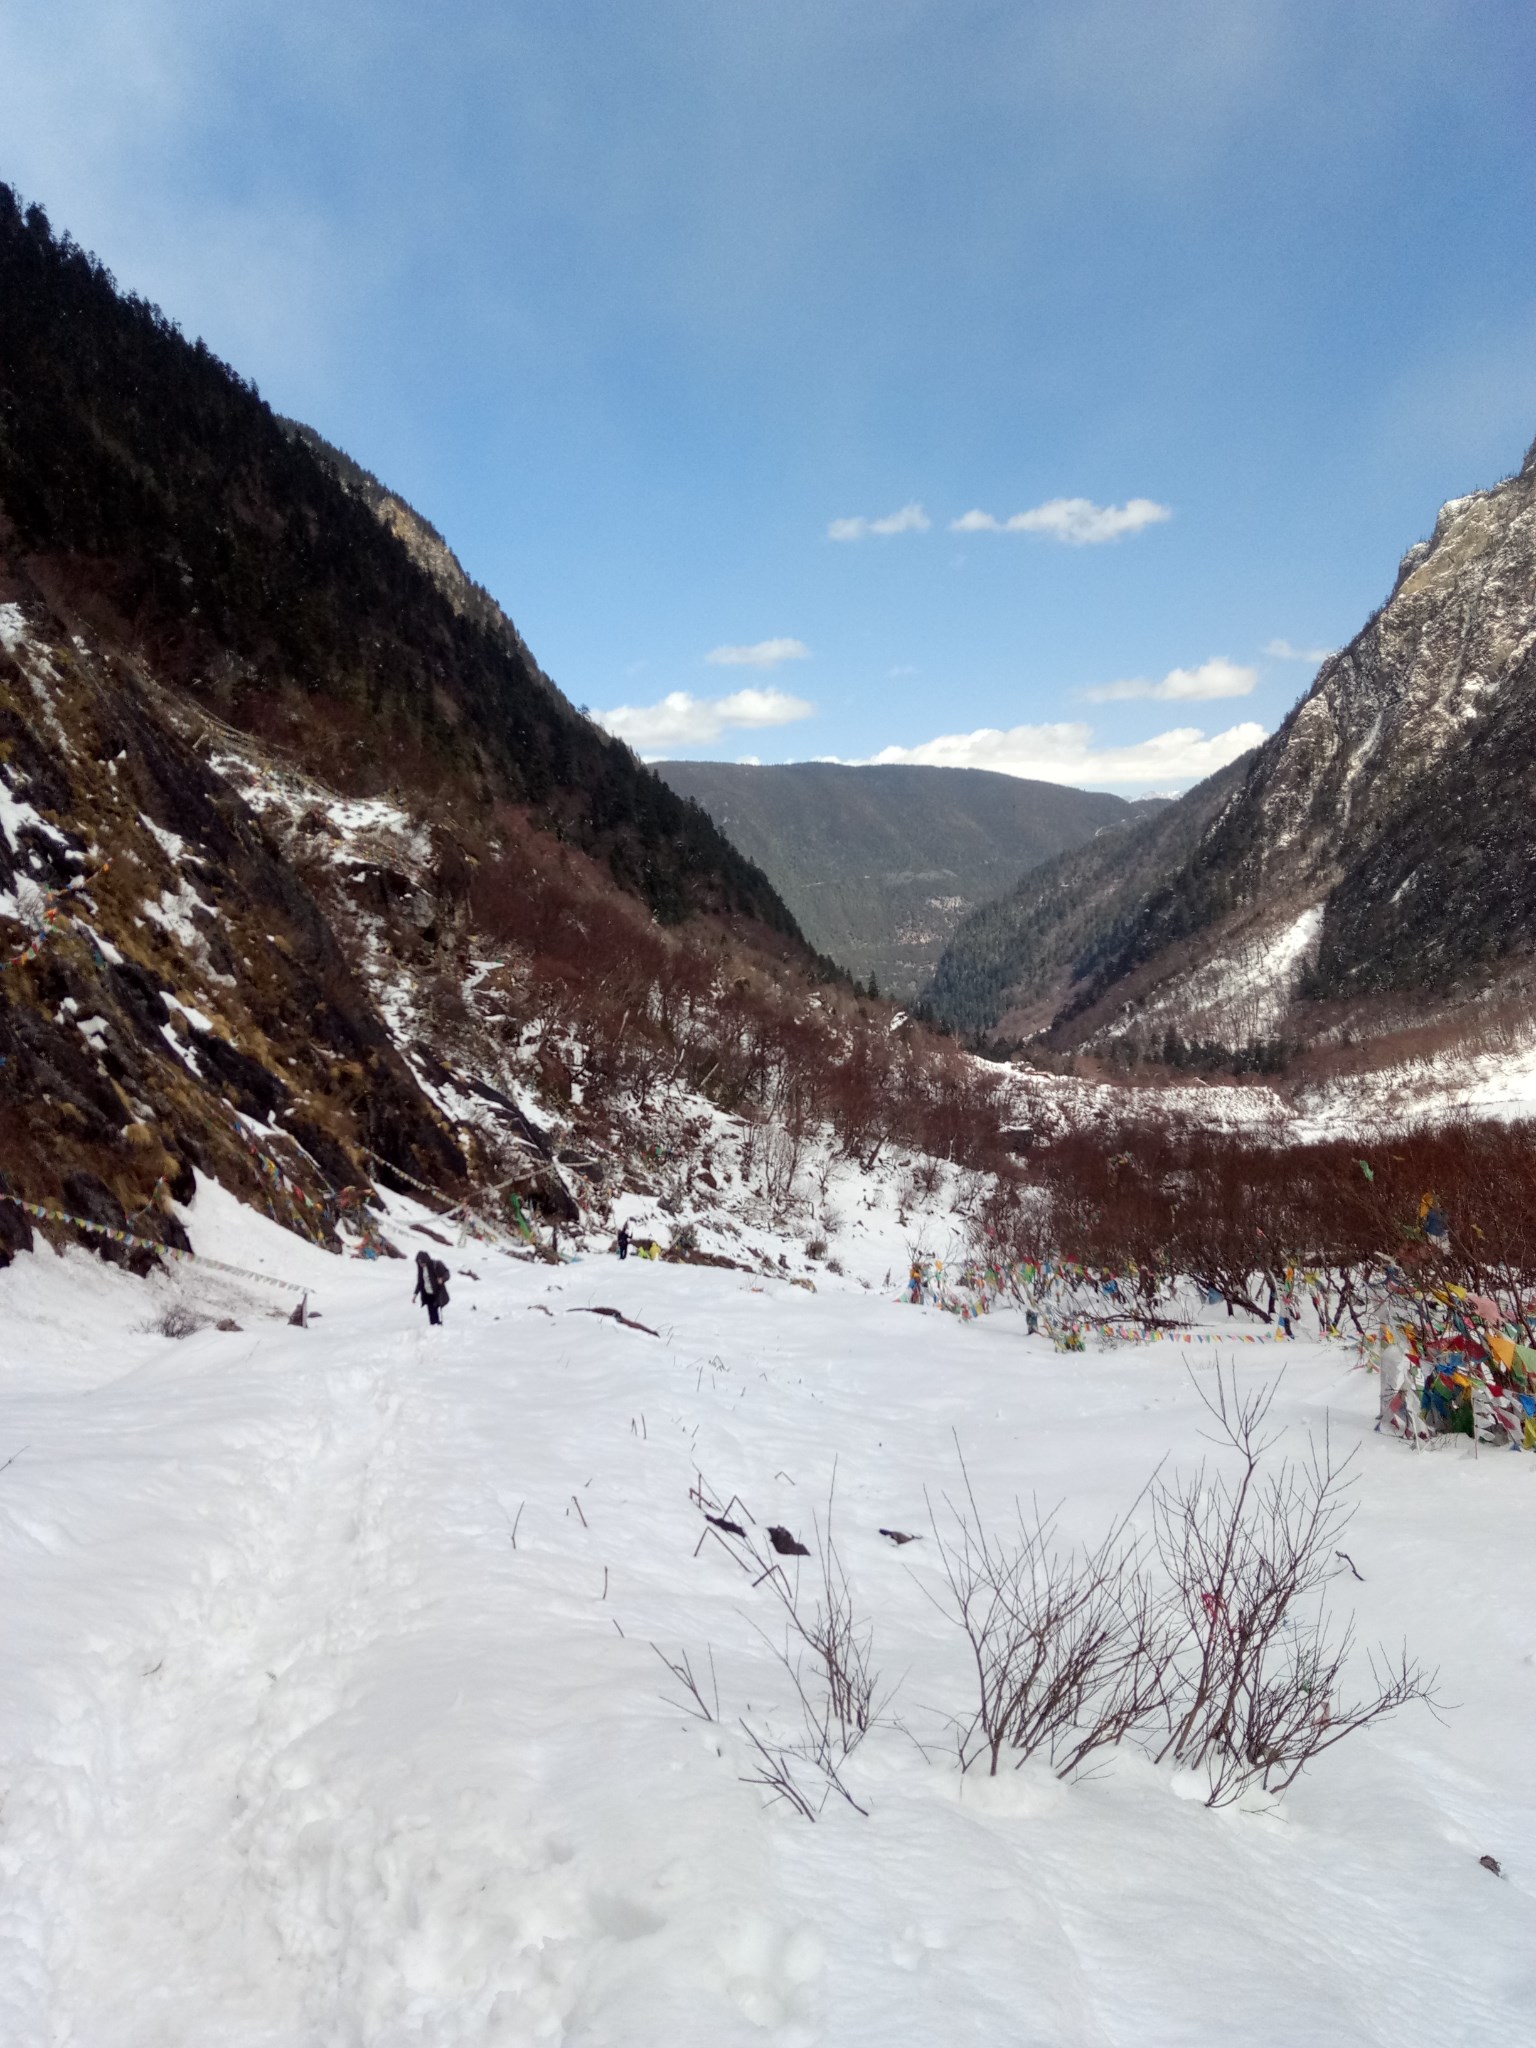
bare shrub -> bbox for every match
[926,1395,1436,1803]
[1152,1367,1438,1805]
[925,1455,1179,1778]
[653,1643,720,1722]
[680,1470,885,1818]
[982,1112,1536,1342]
[466,827,1016,1189]
[140,1303,207,1339]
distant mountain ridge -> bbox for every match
[927,433,1536,1062]
[653,760,1143,996]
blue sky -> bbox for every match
[4,0,1534,788]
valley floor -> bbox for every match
[2,1186,1533,2046]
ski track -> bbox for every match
[3,1190,1536,2045]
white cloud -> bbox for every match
[950,497,1172,544]
[592,687,815,751]
[705,636,810,669]
[860,718,1265,788]
[1077,656,1257,703]
[827,502,931,541]
[1264,637,1335,663]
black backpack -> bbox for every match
[431,1258,450,1304]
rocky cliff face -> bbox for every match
[0,565,466,1265]
[930,434,1536,1061]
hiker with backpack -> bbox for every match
[413,1249,450,1326]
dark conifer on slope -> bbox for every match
[0,185,796,933]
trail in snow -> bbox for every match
[2,1183,1534,2045]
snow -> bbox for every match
[141,869,231,989]
[0,600,27,652]
[1298,1034,1536,1131]
[139,812,188,864]
[3,1182,1533,2043]
[0,771,70,857]
[1123,903,1324,1047]
[161,990,218,1036]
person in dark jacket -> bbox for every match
[413,1250,450,1326]
[616,1223,631,1262]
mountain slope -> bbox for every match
[1,184,1024,1275]
[0,569,466,1256]
[653,760,1137,995]
[0,186,796,934]
[0,184,856,1255]
[930,433,1536,1059]
[923,756,1252,1038]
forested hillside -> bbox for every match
[0,186,794,931]
[0,183,1009,1264]
[655,759,1137,996]
[923,757,1252,1038]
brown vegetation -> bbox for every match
[465,822,1014,1181]
[982,1113,1536,1330]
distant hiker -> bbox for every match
[617,1223,631,1262]
[1025,1309,1039,1336]
[413,1250,450,1327]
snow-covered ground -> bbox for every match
[4,1181,1533,2044]
[1003,1030,1536,1144]
[1292,1034,1536,1131]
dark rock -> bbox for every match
[60,1170,134,1269]
[0,1187,33,1266]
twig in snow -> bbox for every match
[654,1642,719,1722]
[569,1305,659,1336]
[739,1720,820,1822]
[571,1493,588,1528]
